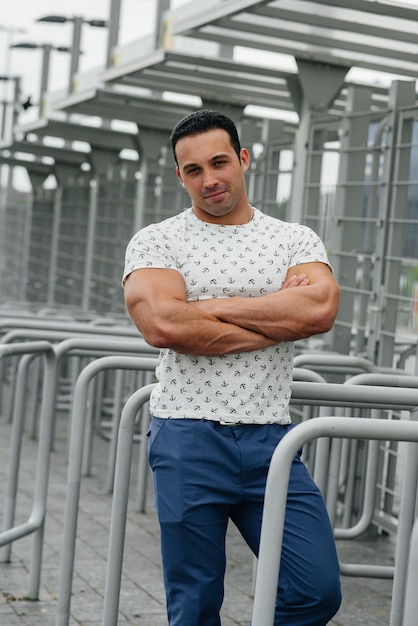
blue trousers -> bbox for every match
[148,417,342,626]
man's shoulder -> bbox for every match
[135,209,191,238]
[149,209,190,229]
[254,209,305,233]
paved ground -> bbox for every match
[0,402,395,625]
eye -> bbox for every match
[185,167,200,176]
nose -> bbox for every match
[202,168,218,188]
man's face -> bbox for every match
[175,128,251,224]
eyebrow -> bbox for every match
[182,152,231,171]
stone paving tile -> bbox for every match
[0,405,396,625]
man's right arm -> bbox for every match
[124,268,278,356]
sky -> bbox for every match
[0,0,165,131]
[0,0,190,189]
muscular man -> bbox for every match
[123,109,341,625]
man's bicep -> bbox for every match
[286,262,340,326]
[285,261,334,284]
[124,268,187,318]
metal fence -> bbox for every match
[89,166,138,315]
[0,190,32,302]
[301,102,418,369]
[25,188,55,303]
[0,89,417,556]
[1,96,417,361]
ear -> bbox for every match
[240,148,250,173]
[175,166,185,187]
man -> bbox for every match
[123,109,341,625]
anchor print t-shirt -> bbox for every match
[123,207,330,424]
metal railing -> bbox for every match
[0,337,157,602]
[101,384,155,626]
[99,380,418,626]
[0,341,57,600]
[55,356,158,626]
[252,414,418,626]
[403,516,418,626]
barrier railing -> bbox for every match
[3,343,416,624]
[293,353,412,378]
[0,325,155,413]
[102,384,155,626]
[100,381,418,626]
[335,373,418,542]
[293,353,377,376]
[0,341,57,600]
[292,355,381,493]
[252,414,418,626]
[55,356,158,626]
[403,516,418,626]
[0,338,157,603]
[0,318,139,406]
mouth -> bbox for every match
[203,188,228,202]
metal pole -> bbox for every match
[0,82,11,141]
[403,517,418,626]
[69,17,83,92]
[106,0,122,66]
[0,352,41,562]
[39,45,52,117]
[102,385,155,625]
[154,0,171,49]
[5,77,20,197]
[56,356,158,626]
[390,407,418,626]
[251,417,418,626]
[47,187,63,304]
[82,179,98,310]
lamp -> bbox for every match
[36,15,107,93]
[11,43,72,116]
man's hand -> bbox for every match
[192,272,310,318]
[281,273,310,290]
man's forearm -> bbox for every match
[125,268,278,357]
[167,320,278,356]
[130,300,278,356]
[191,284,338,342]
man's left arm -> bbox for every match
[191,262,340,342]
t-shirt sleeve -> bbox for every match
[122,225,179,286]
[289,224,331,269]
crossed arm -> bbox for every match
[124,262,340,357]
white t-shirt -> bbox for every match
[123,208,330,424]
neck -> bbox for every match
[192,203,254,226]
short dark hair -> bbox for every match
[171,109,241,164]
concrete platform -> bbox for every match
[0,407,395,625]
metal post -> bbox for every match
[251,417,418,626]
[105,368,125,492]
[56,356,158,626]
[403,517,418,626]
[39,45,52,117]
[47,186,63,305]
[81,180,98,310]
[69,17,83,92]
[0,341,57,602]
[0,351,41,562]
[106,0,122,66]
[27,347,59,599]
[154,0,171,49]
[102,385,155,625]
[390,407,418,626]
